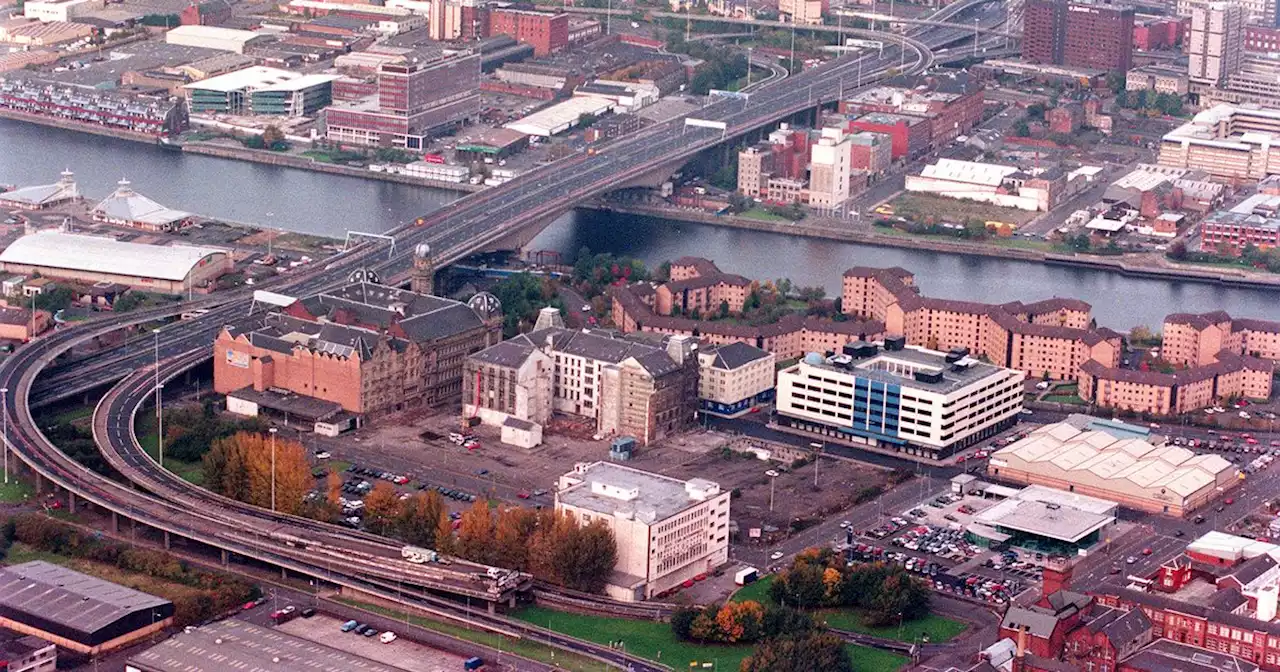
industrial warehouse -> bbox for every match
[987,415,1238,515]
[0,230,231,294]
[0,561,174,655]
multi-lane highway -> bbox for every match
[1,4,1014,665]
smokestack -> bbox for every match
[1016,625,1028,658]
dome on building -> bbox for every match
[414,242,431,258]
[802,352,825,366]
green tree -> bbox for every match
[718,299,730,319]
[262,125,286,149]
[741,632,852,672]
[1014,121,1031,137]
[1167,239,1188,261]
[31,285,73,313]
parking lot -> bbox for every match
[278,614,467,672]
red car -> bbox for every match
[517,492,530,499]
[1142,547,1153,556]
[1225,498,1235,505]
[243,601,258,610]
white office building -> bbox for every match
[556,461,730,602]
[775,340,1025,461]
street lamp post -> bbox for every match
[766,469,778,511]
[153,328,162,468]
[1,387,7,485]
[269,427,278,512]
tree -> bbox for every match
[364,481,402,535]
[493,506,538,570]
[741,632,852,672]
[262,125,285,149]
[1013,121,1031,137]
[457,499,496,564]
[396,491,445,548]
[718,299,730,319]
[31,285,73,313]
[1168,239,1188,261]
[527,511,617,592]
[202,432,312,515]
[434,512,457,555]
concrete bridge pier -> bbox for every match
[163,530,170,550]
[111,511,119,533]
[487,601,496,616]
[67,491,75,511]
[33,472,44,494]
[221,549,229,567]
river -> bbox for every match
[2,119,1277,329]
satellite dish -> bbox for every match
[468,291,501,318]
[348,268,381,284]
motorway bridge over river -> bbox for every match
[2,4,1012,666]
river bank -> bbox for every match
[0,111,480,194]
[583,202,1280,290]
[182,142,482,194]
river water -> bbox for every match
[2,118,1276,329]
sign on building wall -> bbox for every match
[225,349,250,368]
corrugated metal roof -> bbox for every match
[0,231,226,282]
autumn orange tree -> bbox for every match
[457,499,496,564]
[526,510,617,593]
[395,491,446,548]
[364,481,402,535]
[201,431,313,515]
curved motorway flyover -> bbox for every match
[1,8,1005,665]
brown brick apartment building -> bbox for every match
[1078,355,1274,416]
[489,8,568,56]
[840,267,1122,381]
[1024,0,1135,72]
[214,280,501,415]
[1163,311,1280,366]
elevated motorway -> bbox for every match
[0,5,1008,663]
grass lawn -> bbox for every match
[1043,394,1086,405]
[816,610,966,644]
[327,459,351,474]
[512,604,906,672]
[848,646,909,671]
[889,193,1038,226]
[730,574,775,604]
[739,208,791,222]
[135,414,204,486]
[871,223,1052,251]
[333,598,604,672]
[0,479,34,504]
[513,605,753,670]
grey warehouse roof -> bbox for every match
[0,561,171,636]
[127,619,401,672]
[0,231,226,282]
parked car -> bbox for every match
[380,631,397,644]
[341,621,359,632]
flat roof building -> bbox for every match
[1160,103,1280,181]
[125,619,399,672]
[165,25,265,54]
[0,561,173,655]
[988,415,1239,515]
[183,65,338,116]
[775,340,1025,461]
[971,484,1119,552]
[505,96,614,137]
[0,230,230,294]
[0,632,56,672]
[556,461,730,602]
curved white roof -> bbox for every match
[0,231,226,282]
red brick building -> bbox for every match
[1024,0,1135,71]
[1133,16,1186,50]
[846,112,931,159]
[214,276,501,415]
[838,70,985,148]
[1247,24,1280,54]
[489,8,568,56]
[180,0,232,26]
[1047,104,1083,134]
